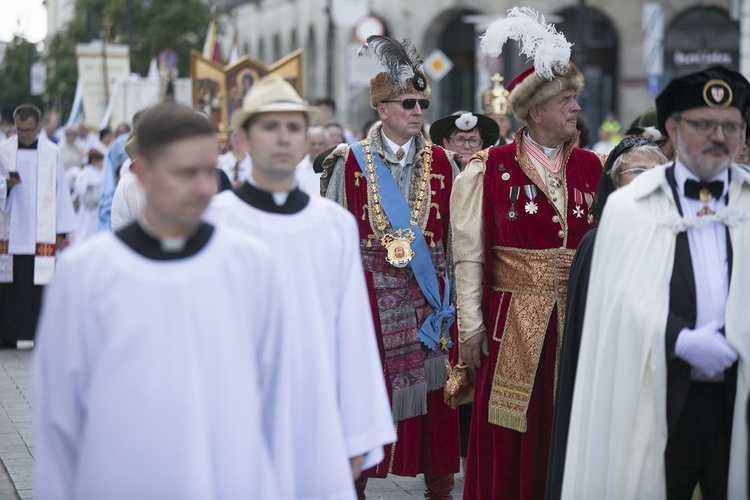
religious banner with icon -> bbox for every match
[190,49,303,141]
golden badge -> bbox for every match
[699,188,713,204]
[382,229,415,268]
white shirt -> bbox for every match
[110,173,146,232]
[383,134,414,167]
[674,159,729,380]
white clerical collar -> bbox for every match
[137,215,189,252]
[524,131,558,158]
[247,172,298,206]
[674,158,729,198]
[382,134,414,165]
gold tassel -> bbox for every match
[354,172,365,187]
[431,203,441,219]
[424,230,436,247]
[361,204,368,221]
[430,173,445,189]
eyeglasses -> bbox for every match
[678,118,744,138]
[450,136,482,147]
[381,99,430,110]
[617,167,647,177]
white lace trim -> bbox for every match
[659,207,750,233]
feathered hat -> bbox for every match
[481,7,584,121]
[358,35,430,109]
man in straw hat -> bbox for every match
[450,8,604,498]
[562,66,750,499]
[322,35,461,498]
[205,73,395,499]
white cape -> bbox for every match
[562,164,750,499]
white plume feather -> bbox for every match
[481,7,572,81]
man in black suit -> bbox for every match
[559,67,750,499]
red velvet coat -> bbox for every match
[463,137,603,499]
[340,139,460,477]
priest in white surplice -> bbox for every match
[34,104,290,500]
[563,67,750,499]
[0,104,76,346]
[205,74,396,500]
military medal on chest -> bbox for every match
[572,188,585,218]
[507,186,520,221]
[547,171,562,190]
[524,184,538,214]
[584,192,594,224]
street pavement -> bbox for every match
[0,347,464,499]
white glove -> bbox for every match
[674,321,738,378]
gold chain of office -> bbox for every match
[361,139,433,266]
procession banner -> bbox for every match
[190,49,303,141]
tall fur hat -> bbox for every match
[481,7,584,121]
[359,36,431,109]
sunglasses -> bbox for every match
[382,99,430,110]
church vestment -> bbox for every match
[562,163,750,499]
[323,125,461,478]
[33,222,289,500]
[452,128,603,499]
[73,164,104,242]
[296,154,322,196]
[217,151,251,185]
[205,182,395,499]
[0,135,76,341]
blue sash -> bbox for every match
[350,140,454,349]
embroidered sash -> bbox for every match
[350,140,455,349]
[488,246,574,432]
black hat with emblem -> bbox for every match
[656,66,750,133]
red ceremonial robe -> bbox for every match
[462,135,602,499]
[341,136,460,477]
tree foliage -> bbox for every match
[0,35,43,115]
[46,30,79,119]
[44,0,212,121]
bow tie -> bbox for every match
[684,179,724,202]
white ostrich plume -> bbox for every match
[480,7,572,81]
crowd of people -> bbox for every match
[1,5,749,499]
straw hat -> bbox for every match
[231,74,319,130]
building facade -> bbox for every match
[216,0,745,134]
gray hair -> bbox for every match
[307,125,330,141]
